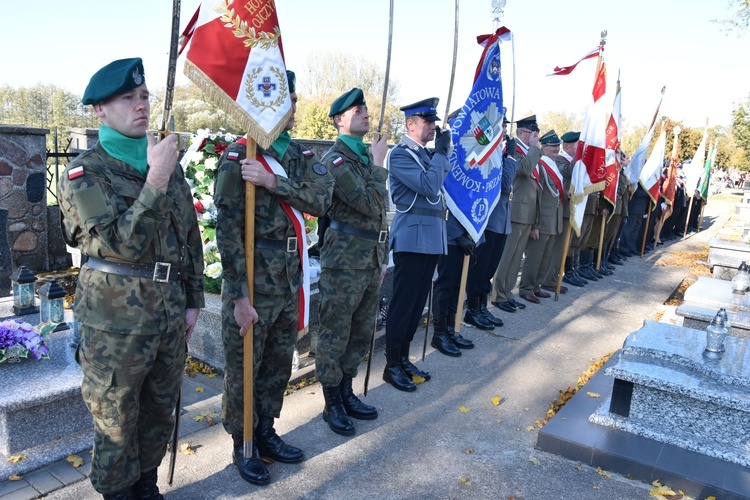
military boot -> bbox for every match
[463,296,495,330]
[399,343,430,381]
[256,415,304,463]
[572,253,588,285]
[431,317,462,357]
[447,326,475,349]
[102,488,135,500]
[232,434,270,486]
[132,468,162,500]
[562,256,585,287]
[322,385,356,436]
[578,251,599,281]
[340,374,378,420]
[479,293,504,327]
[383,347,417,391]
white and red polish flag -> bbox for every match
[624,87,665,186]
[547,48,599,76]
[180,0,291,149]
[569,52,609,236]
[639,125,668,206]
[601,79,622,207]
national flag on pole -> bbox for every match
[639,126,667,206]
[683,123,708,197]
[624,87,665,186]
[699,140,717,200]
[547,48,599,76]
[180,0,291,149]
[601,79,622,207]
[446,27,511,242]
[569,48,609,236]
[660,128,682,220]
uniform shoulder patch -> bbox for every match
[312,163,328,175]
[302,150,314,157]
[68,165,85,180]
[332,156,344,167]
[227,151,240,161]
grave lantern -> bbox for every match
[37,279,69,332]
[731,261,750,295]
[703,309,729,359]
[10,266,38,315]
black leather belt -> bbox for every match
[85,257,186,282]
[328,219,388,243]
[396,205,447,218]
[255,237,298,252]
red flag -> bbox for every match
[181,0,291,149]
[569,55,609,236]
[639,126,668,206]
[661,128,682,219]
[547,47,599,76]
[601,80,622,207]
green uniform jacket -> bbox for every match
[616,170,630,217]
[556,154,573,218]
[213,141,334,300]
[510,142,543,227]
[537,165,563,235]
[320,138,389,270]
[58,142,205,335]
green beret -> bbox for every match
[329,88,366,117]
[286,70,296,93]
[540,129,561,146]
[82,58,145,105]
[561,131,581,143]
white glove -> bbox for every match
[661,202,667,211]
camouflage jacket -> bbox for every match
[320,138,388,270]
[58,142,205,335]
[213,141,333,299]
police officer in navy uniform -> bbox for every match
[383,98,452,391]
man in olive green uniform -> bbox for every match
[59,58,205,500]
[214,71,334,486]
[315,88,389,436]
[518,130,563,303]
[604,166,631,265]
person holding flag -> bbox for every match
[214,71,334,485]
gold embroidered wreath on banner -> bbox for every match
[217,0,281,49]
[245,66,288,113]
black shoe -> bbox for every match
[431,331,462,357]
[232,435,271,486]
[619,249,632,257]
[542,284,567,294]
[448,327,475,349]
[572,268,588,285]
[491,300,516,313]
[608,256,624,266]
[322,385,356,436]
[463,308,495,330]
[383,348,417,391]
[133,468,163,500]
[479,305,504,326]
[604,260,617,270]
[256,416,304,463]
[400,344,431,381]
[597,266,613,276]
[562,274,584,287]
[103,488,135,500]
[340,375,378,420]
[510,299,527,310]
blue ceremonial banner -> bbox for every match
[445,27,511,242]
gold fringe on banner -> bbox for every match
[184,60,291,150]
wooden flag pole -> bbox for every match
[593,30,607,272]
[682,196,694,239]
[243,138,257,459]
[640,207,651,257]
[554,224,573,301]
[454,254,471,332]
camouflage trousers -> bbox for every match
[77,324,185,494]
[221,289,297,436]
[316,267,381,387]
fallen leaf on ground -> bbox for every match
[595,467,611,477]
[491,395,502,406]
[179,443,196,455]
[305,391,316,395]
[525,425,535,431]
[195,386,205,393]
[412,374,426,384]
[575,465,584,471]
[459,476,471,485]
[193,415,204,422]
[207,373,217,378]
[528,456,540,465]
[205,417,215,426]
[458,406,470,413]
[66,454,84,468]
[649,480,678,498]
[8,474,22,481]
[464,448,473,454]
[6,455,25,463]
[587,392,601,398]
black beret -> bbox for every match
[329,88,366,117]
[82,58,145,105]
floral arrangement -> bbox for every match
[0,319,54,363]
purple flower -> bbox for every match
[29,342,50,360]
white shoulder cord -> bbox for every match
[385,146,443,213]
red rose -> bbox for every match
[196,138,208,152]
[214,141,228,155]
[194,201,205,213]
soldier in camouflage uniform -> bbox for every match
[58,58,205,500]
[315,88,389,436]
[213,71,334,486]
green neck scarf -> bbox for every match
[339,134,369,165]
[99,124,148,175]
[271,131,292,159]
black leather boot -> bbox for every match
[103,488,135,500]
[447,326,475,349]
[399,343,430,381]
[562,256,585,287]
[431,317,462,357]
[340,374,378,420]
[232,434,271,486]
[463,296,495,330]
[132,468,162,500]
[578,251,599,281]
[256,415,304,463]
[478,294,504,326]
[572,253,588,285]
[383,347,417,391]
[322,385,356,436]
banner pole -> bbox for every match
[377,0,394,135]
[443,0,460,119]
[243,139,257,459]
